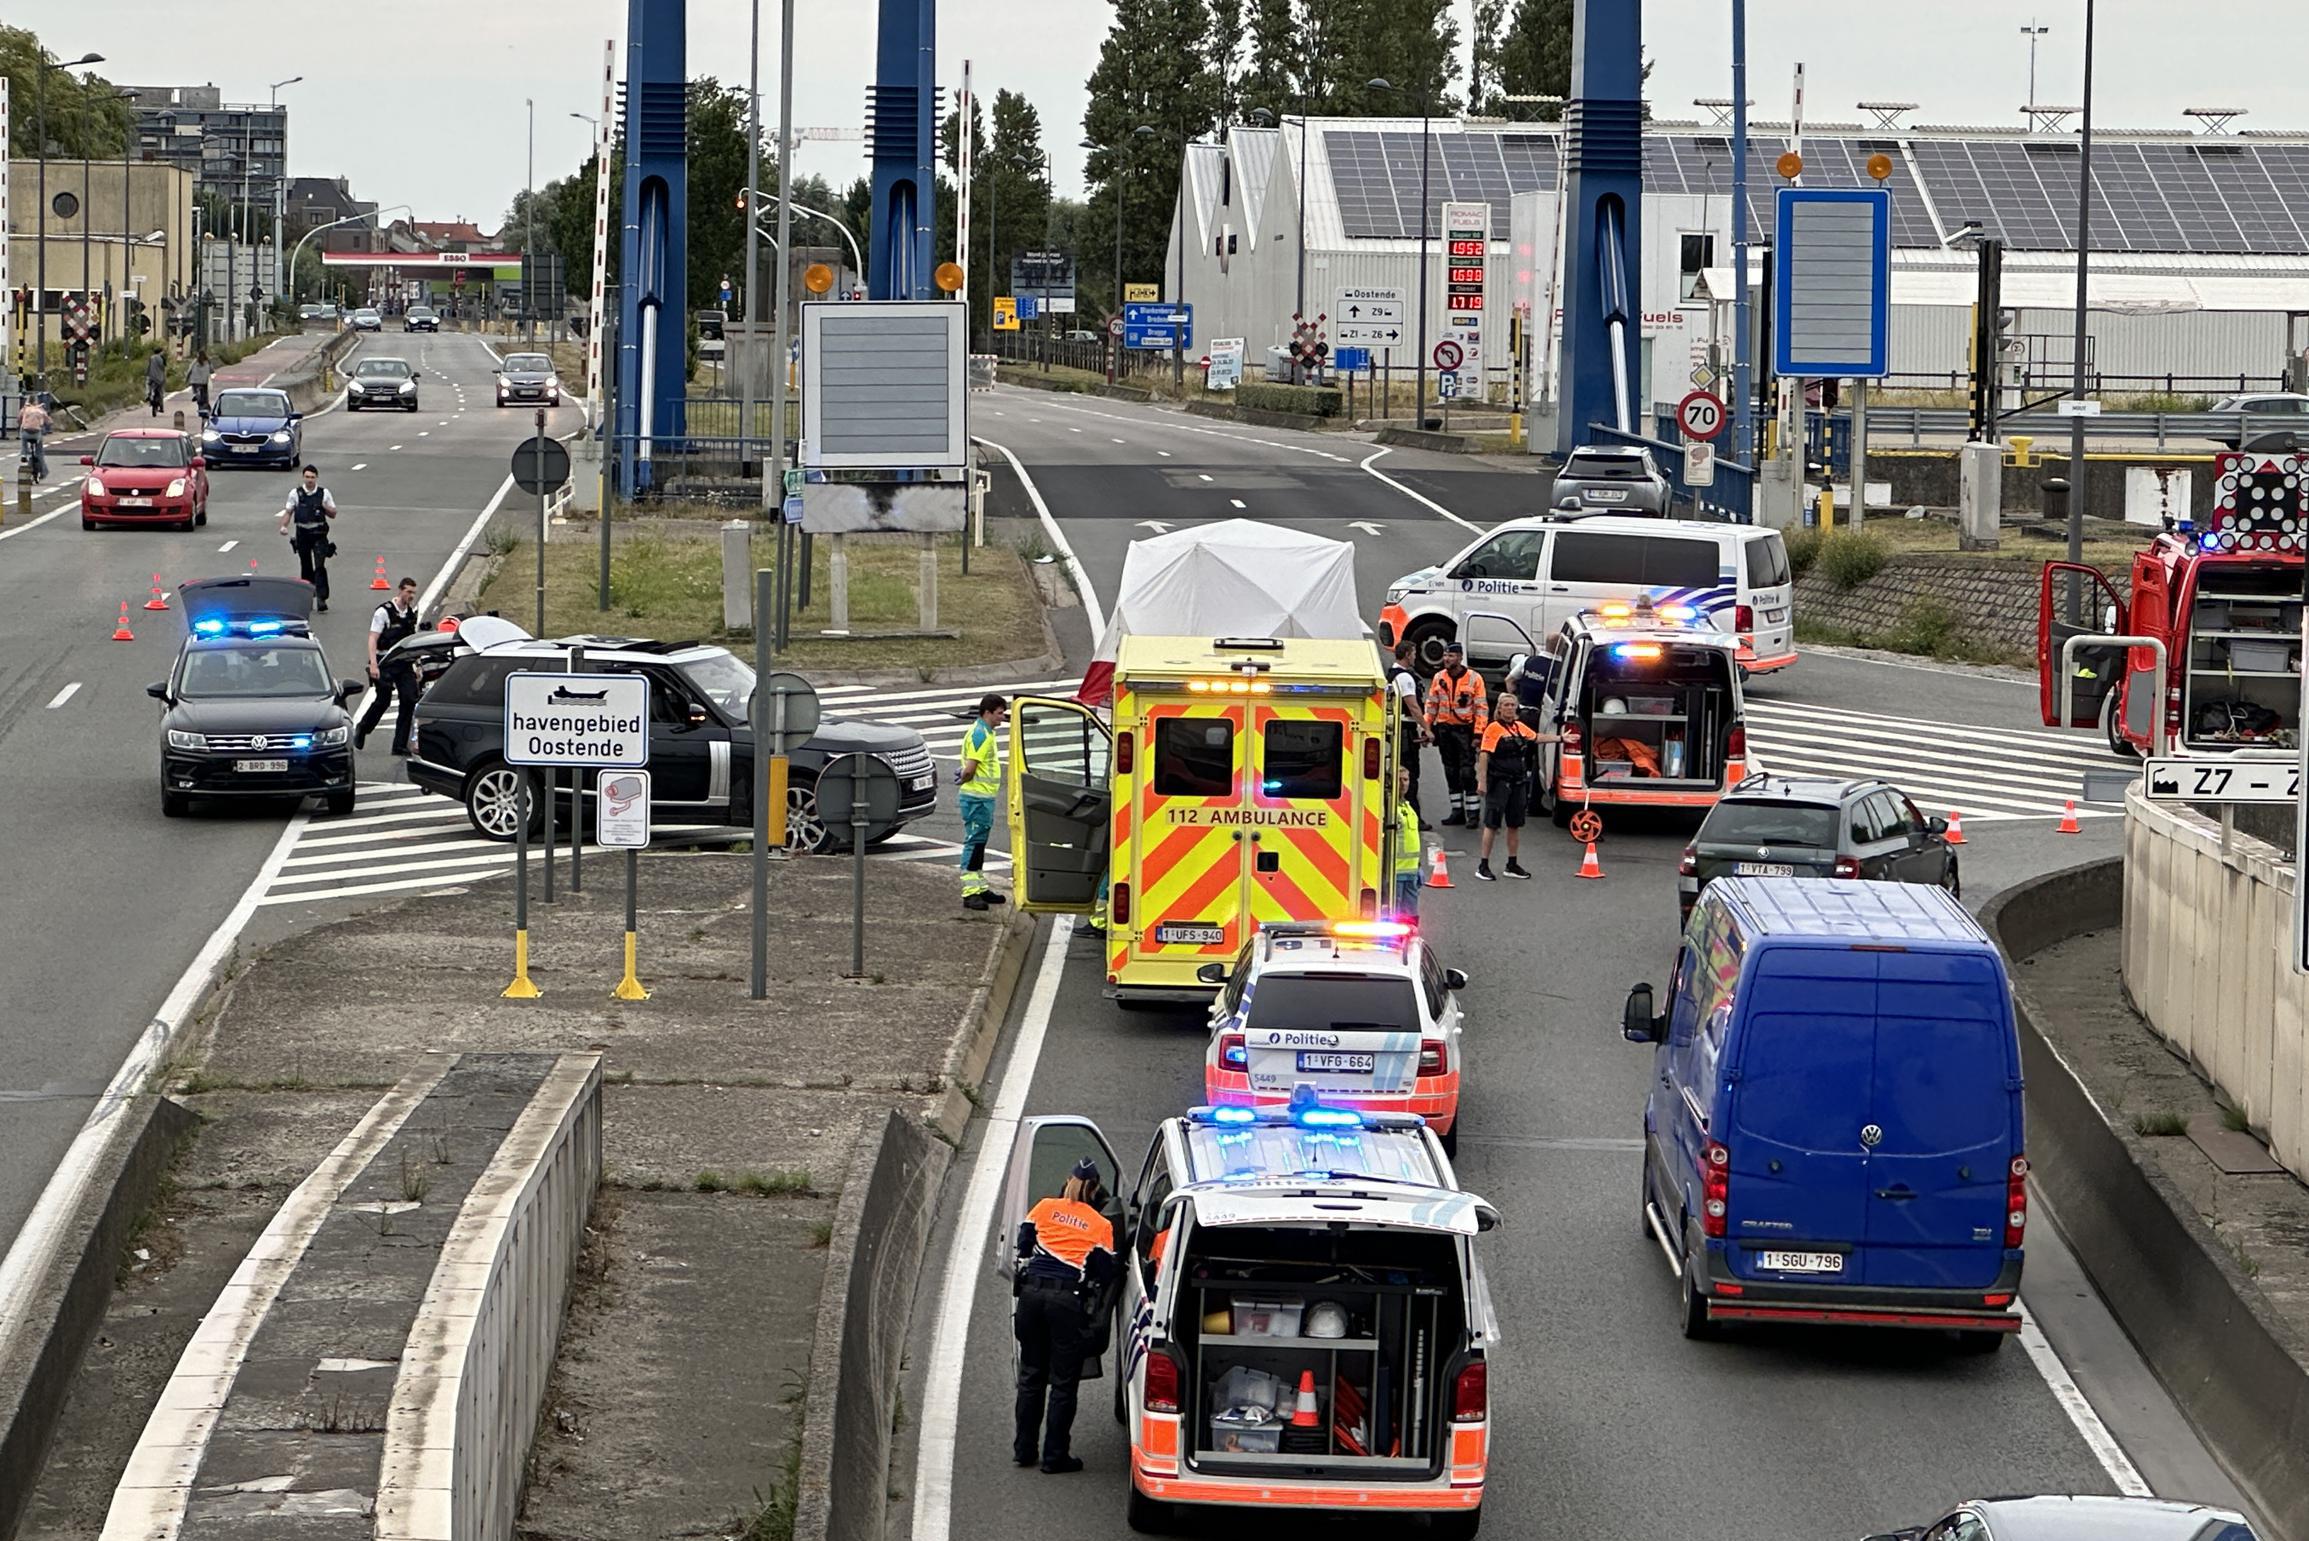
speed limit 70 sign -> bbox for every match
[1677,389,1727,442]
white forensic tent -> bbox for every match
[1077,520,1369,705]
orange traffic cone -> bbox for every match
[2057,799,2082,835]
[1944,809,1967,845]
[1425,846,1455,889]
[1290,1370,1320,1428]
[1575,841,1606,879]
[111,602,136,642]
[369,555,390,590]
[142,573,169,611]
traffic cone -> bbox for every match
[2057,799,2082,835]
[1426,846,1455,889]
[111,602,135,642]
[142,573,169,611]
[369,555,390,591]
[1944,809,1967,846]
[1290,1370,1320,1428]
[1575,840,1606,879]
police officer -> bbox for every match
[1424,642,1489,826]
[958,693,1009,911]
[1014,1157,1117,1474]
[357,577,423,755]
[277,464,339,611]
[1474,696,1556,881]
[1386,639,1431,827]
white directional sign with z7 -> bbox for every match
[1336,286,1407,346]
[2143,755,2299,805]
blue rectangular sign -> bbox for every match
[1773,187,1891,379]
[1016,294,1040,322]
[1123,301,1193,351]
[1333,346,1371,374]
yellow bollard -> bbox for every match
[502,928,542,998]
[1817,486,1836,532]
[611,932,649,1001]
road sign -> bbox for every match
[1437,371,1462,399]
[504,672,651,769]
[597,770,653,848]
[993,296,1018,331]
[1333,346,1371,374]
[511,436,571,495]
[1774,186,1891,378]
[1690,361,1719,390]
[1685,440,1718,487]
[1108,314,1123,338]
[1208,338,1245,391]
[1677,389,1728,442]
[1016,294,1039,322]
[2057,398,2104,417]
[754,671,822,755]
[2143,755,2300,805]
[783,493,805,523]
[1124,283,1159,304]
[1432,339,1464,371]
[1123,302,1193,351]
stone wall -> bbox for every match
[1794,550,2130,655]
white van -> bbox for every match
[1379,516,1796,679]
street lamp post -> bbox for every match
[2021,21,2050,110]
[2064,0,2097,615]
[270,78,303,312]
[33,49,105,376]
[1369,78,1433,425]
[525,98,537,345]
[744,195,863,275]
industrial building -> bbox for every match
[1168,110,2309,420]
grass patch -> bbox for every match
[693,1169,730,1193]
[480,527,1047,673]
[1834,513,2151,570]
[1783,527,1823,581]
[1795,614,2028,669]
[1815,530,1890,590]
[2132,1110,2191,1137]
[805,1219,835,1249]
[2222,1103,2253,1133]
[734,1168,814,1197]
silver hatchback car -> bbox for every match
[1551,444,1674,516]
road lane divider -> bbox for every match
[1358,444,1485,533]
[45,683,80,709]
[970,436,1105,635]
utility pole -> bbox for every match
[2065,0,2097,619]
[2021,21,2050,111]
[270,78,302,311]
[525,98,537,346]
[769,0,797,646]
[744,0,762,487]
[1730,0,1754,468]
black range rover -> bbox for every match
[405,634,939,851]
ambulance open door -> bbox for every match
[1005,697,1112,914]
[995,1115,1125,1379]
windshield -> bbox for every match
[680,650,757,715]
[1243,974,1421,1034]
[354,360,410,378]
[1564,452,1647,479]
[505,354,552,373]
[213,391,289,419]
[1704,801,1841,848]
[179,646,334,698]
[97,437,188,469]
[408,307,435,316]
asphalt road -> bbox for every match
[899,386,2250,1541]
[0,327,580,1261]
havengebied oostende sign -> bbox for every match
[502,673,652,769]
[509,705,643,761]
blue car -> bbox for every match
[200,387,302,470]
[1622,877,2027,1348]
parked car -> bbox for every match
[2210,392,2309,449]
[1552,444,1674,515]
[1677,773,1958,921]
[346,356,421,412]
[81,428,209,530]
[199,388,303,469]
[405,633,938,851]
[494,352,561,407]
[1863,1495,2256,1541]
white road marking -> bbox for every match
[970,436,1106,633]
[1069,426,1083,433]
[1358,445,1484,532]
[1157,450,1172,457]
[1229,498,1246,509]
[418,431,429,437]
[389,445,403,452]
[45,683,80,709]
[1198,473,1214,482]
[1111,437,1126,444]
[218,540,238,553]
[351,462,368,471]
[0,504,68,540]
[2018,1306,2153,1494]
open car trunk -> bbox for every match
[1581,646,1739,790]
[1173,1223,1470,1480]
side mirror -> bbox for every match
[1927,816,1949,836]
[1443,967,1469,991]
[1195,962,1228,985]
[339,679,366,703]
[688,705,709,727]
[145,681,170,702]
[80,455,94,466]
[1623,983,1661,1043]
[287,412,303,423]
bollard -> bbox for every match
[12,456,28,527]
[2042,476,2070,527]
[828,534,851,634]
[721,520,753,631]
[918,533,938,633]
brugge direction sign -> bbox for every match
[1124,302,1193,350]
[2144,754,2300,806]
[504,672,652,769]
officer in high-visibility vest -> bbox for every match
[1425,642,1490,826]
[1392,767,1424,919]
[957,693,1009,910]
[1013,1158,1117,1473]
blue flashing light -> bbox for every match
[193,618,225,635]
[1223,1042,1248,1069]
[1611,642,1664,661]
[289,735,312,750]
[1208,1105,1257,1125]
[246,620,284,635]
[1295,1107,1365,1129]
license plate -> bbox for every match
[231,445,259,454]
[1297,1051,1375,1074]
[1760,1250,1845,1273]
[1156,923,1225,946]
[1584,488,1628,502]
[1764,608,1788,623]
[910,774,934,791]
[118,496,151,507]
[234,758,289,773]
[1734,862,1796,876]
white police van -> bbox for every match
[1380,515,1795,679]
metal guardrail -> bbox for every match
[1832,407,2293,450]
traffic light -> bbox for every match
[126,296,150,336]
[735,190,747,213]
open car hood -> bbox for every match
[180,575,316,631]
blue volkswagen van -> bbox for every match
[1621,877,2026,1347]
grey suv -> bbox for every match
[1552,444,1673,515]
[1677,773,1956,921]
[404,635,937,851]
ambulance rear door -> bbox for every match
[1243,692,1385,930]
[1006,697,1111,914]
[1128,697,1255,962]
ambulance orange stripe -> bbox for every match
[1133,1467,1479,1511]
[1280,823,1352,890]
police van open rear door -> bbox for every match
[996,1115,1126,1380]
[1006,698,1111,914]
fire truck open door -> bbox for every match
[2037,562,2128,729]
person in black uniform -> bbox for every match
[277,464,339,611]
[1386,639,1431,827]
[1013,1158,1118,1474]
[357,576,423,755]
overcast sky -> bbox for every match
[14,1,2304,231]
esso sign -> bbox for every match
[1677,389,1727,442]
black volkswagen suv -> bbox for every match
[406,635,938,851]
[1676,773,1958,922]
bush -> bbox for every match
[1815,529,1889,590]
[1234,382,1343,418]
[1783,528,1823,581]
[1887,597,1961,655]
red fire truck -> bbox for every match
[2037,450,2304,755]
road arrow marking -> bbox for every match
[1136,520,1174,534]
[1348,521,1388,535]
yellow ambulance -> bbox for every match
[1006,636,1402,1004]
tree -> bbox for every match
[1496,0,1574,120]
[1469,0,1510,116]
[1241,0,1298,111]
[1081,0,1219,324]
[0,26,132,159]
[1207,0,1246,128]
[686,79,761,315]
[1333,0,1462,116]
[943,88,1052,341]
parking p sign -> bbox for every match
[503,672,652,768]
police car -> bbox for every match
[147,576,362,818]
[999,1093,1498,1537]
[1197,921,1470,1155]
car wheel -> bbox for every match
[1124,1483,1172,1535]
[784,778,837,854]
[161,789,189,818]
[1957,1330,2009,1355]
[1439,1121,1459,1159]
[1403,618,1456,674]
[82,517,96,531]
[1943,859,1961,899]
[1429,1509,1482,1540]
[2101,688,2139,760]
[1678,1237,1717,1340]
[325,789,357,817]
[464,760,538,841]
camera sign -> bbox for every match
[503,672,652,768]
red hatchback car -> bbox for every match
[82,429,210,530]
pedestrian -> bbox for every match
[1474,696,1556,881]
[16,391,51,484]
[187,351,213,416]
[957,692,1010,911]
[277,464,340,611]
[1387,639,1432,826]
[1424,642,1489,827]
[357,577,423,755]
[1392,767,1424,919]
[1012,1157,1116,1474]
[144,348,167,417]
